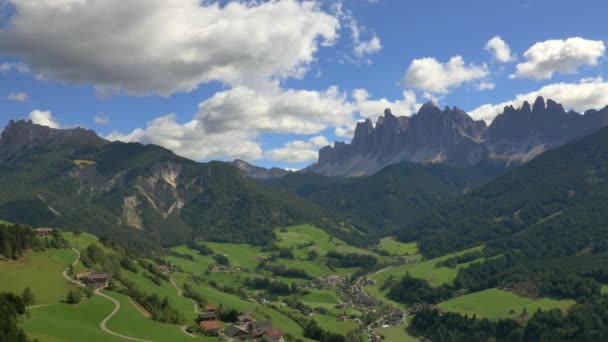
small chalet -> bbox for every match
[237,313,254,325]
[198,311,217,322]
[204,304,217,312]
[225,324,250,339]
[156,265,170,275]
[263,328,285,342]
[251,320,273,337]
[199,320,223,336]
[35,227,54,237]
[82,272,109,289]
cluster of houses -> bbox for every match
[35,227,54,237]
[197,306,284,341]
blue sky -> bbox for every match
[1,0,607,168]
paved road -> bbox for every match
[170,276,198,338]
[97,291,157,342]
[61,245,159,341]
[62,248,84,286]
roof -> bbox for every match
[264,328,284,337]
[36,227,53,232]
[87,272,109,280]
[252,320,273,330]
[225,325,249,337]
[238,313,254,321]
[205,304,217,311]
[199,321,222,331]
[199,312,217,319]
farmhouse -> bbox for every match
[251,320,273,337]
[225,324,250,339]
[199,320,223,336]
[82,272,109,289]
[263,328,285,342]
[156,264,170,274]
[204,304,217,312]
[35,227,53,237]
[237,313,254,324]
[198,311,217,322]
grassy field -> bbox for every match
[377,237,418,256]
[312,313,358,335]
[104,291,211,341]
[376,323,420,342]
[23,296,124,342]
[602,285,608,294]
[200,242,265,270]
[438,288,575,319]
[0,248,77,304]
[365,246,485,308]
[122,267,199,322]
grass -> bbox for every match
[200,242,265,271]
[103,291,211,341]
[377,237,418,256]
[122,266,198,322]
[73,160,97,166]
[23,296,124,342]
[437,288,575,319]
[376,323,420,342]
[602,285,608,295]
[0,248,77,304]
[366,246,484,308]
[312,313,358,335]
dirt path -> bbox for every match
[62,248,84,286]
[97,291,157,342]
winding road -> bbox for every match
[170,276,198,338]
[61,246,159,342]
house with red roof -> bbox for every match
[199,320,223,336]
[263,328,285,342]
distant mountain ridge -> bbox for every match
[231,159,291,180]
[307,97,608,176]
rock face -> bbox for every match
[308,97,608,176]
[232,159,290,180]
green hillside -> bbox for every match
[269,162,489,235]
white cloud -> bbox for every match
[0,62,28,73]
[108,84,422,162]
[477,82,495,91]
[469,77,608,123]
[265,135,330,163]
[403,56,489,94]
[29,110,59,128]
[485,36,516,63]
[333,2,382,60]
[0,0,339,95]
[106,114,263,161]
[7,92,28,102]
[512,37,605,80]
[94,113,110,125]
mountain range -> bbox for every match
[0,120,344,251]
[307,97,608,176]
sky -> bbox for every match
[0,0,607,169]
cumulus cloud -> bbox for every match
[477,82,495,91]
[0,0,339,95]
[469,77,608,123]
[0,62,28,73]
[108,84,422,161]
[333,2,382,60]
[29,110,59,128]
[265,135,330,163]
[7,92,28,102]
[512,37,605,80]
[485,36,516,63]
[403,56,489,94]
[94,113,110,125]
[106,114,263,161]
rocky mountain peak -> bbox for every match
[0,120,107,160]
[308,98,608,176]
